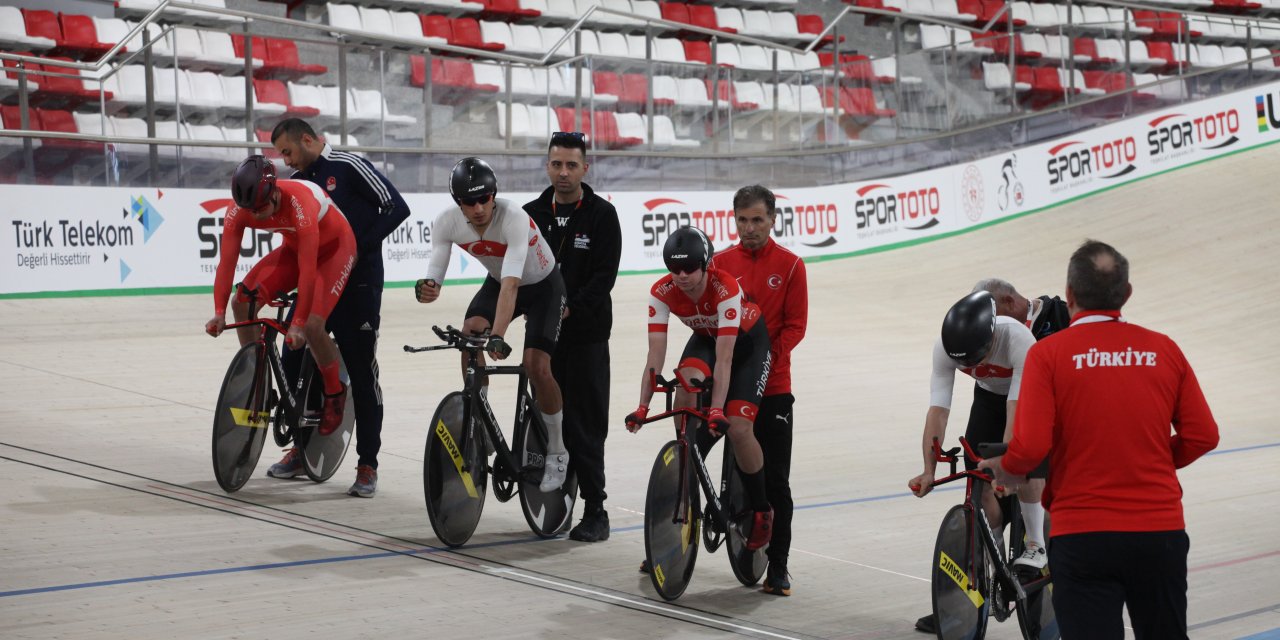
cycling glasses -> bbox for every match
[666,261,702,276]
[456,193,493,207]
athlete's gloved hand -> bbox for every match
[415,278,440,303]
[624,405,649,433]
[707,408,731,435]
[486,334,512,360]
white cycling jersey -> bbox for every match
[930,315,1036,408]
[425,197,555,284]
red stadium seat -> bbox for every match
[56,14,113,60]
[687,5,726,34]
[451,18,506,51]
[682,40,712,65]
[264,38,328,80]
[253,79,321,118]
[660,3,690,25]
[844,87,895,118]
[593,71,625,102]
[1073,37,1105,64]
[230,35,272,77]
[28,56,108,108]
[21,10,63,51]
[422,15,454,42]
[479,0,541,20]
[797,15,839,47]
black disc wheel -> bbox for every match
[297,351,354,483]
[516,407,577,538]
[722,444,768,586]
[932,504,992,640]
[643,439,700,601]
[423,391,488,547]
[211,342,271,493]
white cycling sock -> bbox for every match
[540,410,566,454]
[1020,501,1046,550]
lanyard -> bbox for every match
[552,198,582,255]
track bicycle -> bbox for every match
[923,437,1059,640]
[634,369,768,601]
[404,325,577,547]
[210,287,355,493]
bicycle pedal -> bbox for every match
[300,415,320,429]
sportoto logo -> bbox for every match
[1046,137,1138,188]
[1147,110,1239,162]
[853,183,941,232]
[640,196,839,250]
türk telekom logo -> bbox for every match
[640,196,838,249]
[853,183,941,232]
[1147,110,1239,164]
[1046,137,1138,189]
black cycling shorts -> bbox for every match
[465,267,565,354]
[965,385,1048,478]
[677,319,771,422]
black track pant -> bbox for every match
[551,340,609,508]
[1050,530,1190,640]
[754,393,795,565]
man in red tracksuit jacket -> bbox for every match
[982,239,1218,640]
[710,184,809,597]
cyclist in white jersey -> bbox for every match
[415,158,569,492]
[907,285,1053,634]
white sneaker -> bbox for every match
[1012,545,1047,570]
[539,452,569,493]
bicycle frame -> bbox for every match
[222,288,312,434]
[930,438,1049,610]
[635,370,729,536]
[405,325,542,485]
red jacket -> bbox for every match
[1002,311,1219,536]
[710,239,808,395]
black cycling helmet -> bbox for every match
[941,291,997,367]
[231,154,277,210]
[449,157,498,205]
[663,226,713,273]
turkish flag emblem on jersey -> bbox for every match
[725,308,737,320]
[462,240,508,257]
[326,176,337,192]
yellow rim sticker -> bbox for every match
[663,446,675,466]
[653,563,666,587]
[436,419,479,499]
[939,550,985,608]
[680,505,695,553]
[228,407,269,428]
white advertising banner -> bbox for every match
[3,80,1279,297]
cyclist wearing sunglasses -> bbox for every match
[415,157,570,493]
[625,225,775,551]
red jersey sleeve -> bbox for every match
[1003,341,1055,476]
[213,205,247,317]
[776,256,808,359]
[288,190,323,327]
[1167,341,1219,468]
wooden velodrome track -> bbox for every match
[2,143,1277,640]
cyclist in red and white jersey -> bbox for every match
[624,226,775,550]
[205,155,356,436]
[414,157,569,493]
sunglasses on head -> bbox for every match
[551,131,586,143]
[456,193,493,207]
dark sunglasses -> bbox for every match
[667,262,701,276]
[551,131,586,142]
[456,193,493,207]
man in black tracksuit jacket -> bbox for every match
[525,132,621,541]
[266,119,411,498]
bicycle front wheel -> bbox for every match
[644,439,700,601]
[423,391,488,547]
[722,442,767,586]
[515,406,577,538]
[211,342,271,493]
[932,504,992,640]
[298,351,354,483]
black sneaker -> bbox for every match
[761,560,791,596]
[569,508,610,542]
[915,613,936,633]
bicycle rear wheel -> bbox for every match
[515,404,577,538]
[423,391,488,547]
[296,351,355,483]
[644,439,701,601]
[932,504,992,640]
[1013,514,1059,640]
[722,443,768,586]
[211,342,271,493]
